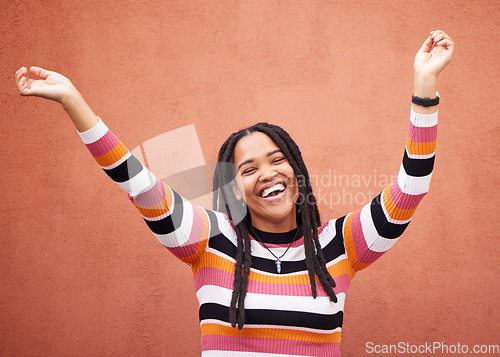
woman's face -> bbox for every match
[233,131,299,232]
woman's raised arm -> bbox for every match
[15,65,219,266]
[412,30,454,114]
[15,66,98,131]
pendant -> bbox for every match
[276,259,282,274]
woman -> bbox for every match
[15,30,453,356]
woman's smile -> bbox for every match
[233,131,298,232]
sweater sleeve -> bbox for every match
[78,117,218,266]
[342,107,438,272]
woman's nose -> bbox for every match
[259,166,278,183]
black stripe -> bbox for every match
[251,255,307,274]
[206,210,222,239]
[402,149,435,177]
[370,193,409,239]
[208,231,237,259]
[199,303,343,330]
[321,217,346,262]
[103,155,144,183]
[209,231,309,274]
[143,190,184,235]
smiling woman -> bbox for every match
[15,30,454,356]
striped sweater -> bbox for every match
[78,108,438,356]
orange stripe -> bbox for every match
[343,212,371,271]
[406,136,436,156]
[201,323,341,343]
[382,184,417,221]
[193,250,235,275]
[327,258,355,281]
[94,142,129,167]
[193,251,353,283]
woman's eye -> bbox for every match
[242,168,256,175]
[273,157,285,164]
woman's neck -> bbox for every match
[250,216,297,233]
[246,220,302,244]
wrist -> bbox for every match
[413,73,437,98]
[60,86,83,112]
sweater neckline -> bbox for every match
[246,220,303,245]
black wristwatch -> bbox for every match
[412,92,440,107]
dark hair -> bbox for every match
[212,122,337,329]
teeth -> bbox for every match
[261,183,285,198]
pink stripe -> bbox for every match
[202,335,341,356]
[350,210,384,265]
[318,221,330,234]
[408,121,437,143]
[188,205,206,245]
[247,273,351,297]
[389,181,426,209]
[194,267,234,292]
[85,130,120,157]
[194,267,351,296]
[168,241,200,258]
[129,178,167,208]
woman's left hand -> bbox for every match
[414,30,454,78]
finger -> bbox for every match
[15,67,27,81]
[17,76,29,95]
[432,34,445,43]
[29,66,52,80]
[420,35,434,52]
[15,67,27,77]
[437,38,453,47]
[432,30,452,41]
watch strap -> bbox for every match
[412,92,440,107]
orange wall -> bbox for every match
[1,1,499,356]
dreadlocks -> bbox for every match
[212,122,337,329]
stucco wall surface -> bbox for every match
[1,1,499,356]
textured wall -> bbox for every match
[1,1,499,356]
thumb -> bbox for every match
[29,66,53,80]
[419,35,434,54]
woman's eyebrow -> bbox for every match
[237,150,283,171]
[238,159,254,171]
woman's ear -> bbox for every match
[232,181,243,201]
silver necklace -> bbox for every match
[250,225,300,274]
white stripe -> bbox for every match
[359,204,398,253]
[250,240,304,262]
[78,117,109,144]
[196,285,345,315]
[101,152,131,170]
[397,164,433,195]
[409,107,438,128]
[217,213,238,242]
[325,254,349,268]
[116,167,157,197]
[318,220,337,248]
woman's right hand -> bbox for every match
[15,66,76,105]
[16,66,98,131]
